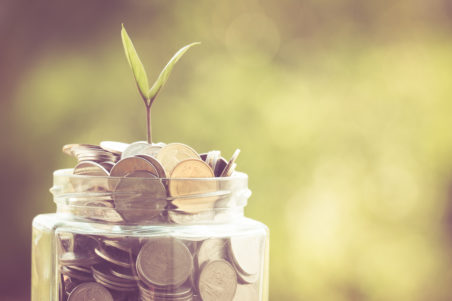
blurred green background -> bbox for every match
[2,0,452,300]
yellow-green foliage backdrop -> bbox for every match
[2,0,452,300]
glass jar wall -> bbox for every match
[32,169,269,301]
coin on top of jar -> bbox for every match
[169,159,217,214]
[156,143,200,175]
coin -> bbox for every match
[233,284,259,301]
[110,156,159,178]
[136,238,193,287]
[214,157,228,177]
[73,161,111,176]
[136,154,167,178]
[100,141,129,155]
[196,238,227,270]
[94,245,132,268]
[168,209,215,224]
[114,171,167,222]
[139,281,193,300]
[156,143,200,175]
[169,159,217,214]
[67,282,114,301]
[121,141,150,159]
[228,236,262,276]
[234,266,259,284]
[63,144,119,163]
[103,237,141,255]
[137,144,163,157]
[205,150,220,172]
[110,265,140,281]
[66,265,91,274]
[59,251,101,267]
[221,149,240,177]
[198,259,237,301]
[60,266,94,282]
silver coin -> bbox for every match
[59,266,93,282]
[198,260,237,301]
[228,236,262,276]
[196,238,227,270]
[168,210,215,224]
[67,282,114,301]
[73,161,110,176]
[100,141,129,155]
[137,144,163,157]
[220,149,240,177]
[214,157,228,177]
[91,264,136,287]
[121,141,150,159]
[94,245,132,268]
[114,171,167,223]
[110,265,140,281]
[110,156,159,178]
[59,251,101,267]
[233,284,259,301]
[156,143,200,175]
[136,238,193,287]
[136,154,167,178]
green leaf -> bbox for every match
[148,42,200,102]
[121,24,150,100]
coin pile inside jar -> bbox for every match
[57,233,263,301]
[63,141,240,224]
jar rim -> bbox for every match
[51,168,251,225]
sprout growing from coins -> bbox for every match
[121,24,200,144]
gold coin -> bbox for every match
[169,159,217,214]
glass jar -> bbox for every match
[32,169,269,301]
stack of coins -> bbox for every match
[63,144,120,164]
[62,141,241,223]
[57,233,263,301]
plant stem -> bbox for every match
[146,105,152,144]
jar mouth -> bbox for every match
[51,169,251,225]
